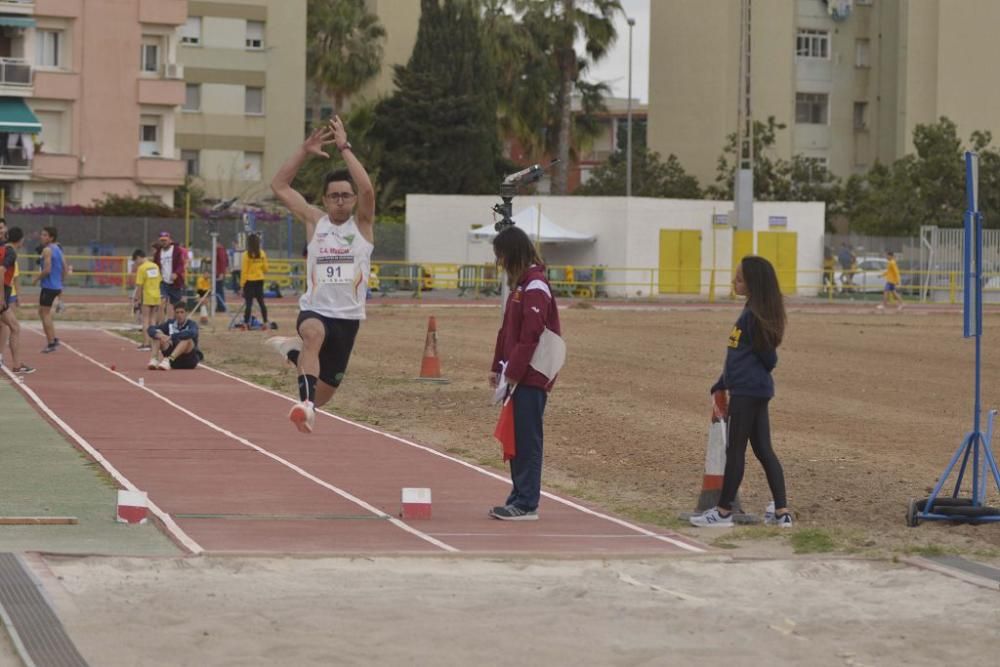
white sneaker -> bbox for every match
[764,501,777,525]
[157,358,172,371]
[689,508,734,527]
[288,401,315,434]
[875,304,885,310]
[775,512,793,528]
[266,336,302,365]
[147,358,159,370]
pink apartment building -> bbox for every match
[0,0,187,208]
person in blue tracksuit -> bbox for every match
[691,255,793,528]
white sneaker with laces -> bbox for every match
[147,358,159,370]
[689,508,734,527]
[775,512,793,528]
[266,336,302,365]
[157,358,172,371]
[288,401,316,434]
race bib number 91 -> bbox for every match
[317,255,355,284]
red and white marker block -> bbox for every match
[400,487,432,520]
[116,490,149,524]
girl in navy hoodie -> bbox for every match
[691,256,792,528]
[489,226,561,521]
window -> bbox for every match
[795,29,829,59]
[246,21,264,49]
[33,192,63,206]
[181,17,201,45]
[139,117,160,156]
[36,109,65,153]
[140,39,160,74]
[36,30,61,67]
[853,102,868,129]
[245,87,263,115]
[181,150,200,177]
[242,152,262,181]
[855,38,870,67]
[184,84,201,111]
[795,92,828,124]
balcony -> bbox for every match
[136,156,185,186]
[0,57,32,96]
[0,1,34,16]
[138,75,184,106]
[0,144,31,180]
[139,0,186,26]
[32,152,77,180]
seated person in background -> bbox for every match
[146,303,203,371]
[195,266,211,300]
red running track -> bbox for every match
[8,328,706,556]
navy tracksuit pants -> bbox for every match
[505,385,548,512]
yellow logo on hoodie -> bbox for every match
[728,325,742,349]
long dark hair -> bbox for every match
[493,226,541,289]
[741,255,786,352]
[247,233,261,259]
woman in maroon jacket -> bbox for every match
[489,226,562,521]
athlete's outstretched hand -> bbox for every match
[329,115,348,150]
[303,125,337,159]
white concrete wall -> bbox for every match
[405,195,826,298]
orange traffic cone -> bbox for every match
[416,316,449,383]
[678,394,746,520]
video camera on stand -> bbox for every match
[492,160,559,232]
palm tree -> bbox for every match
[307,0,387,116]
[512,0,620,194]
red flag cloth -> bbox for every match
[494,397,516,461]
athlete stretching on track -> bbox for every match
[268,116,375,433]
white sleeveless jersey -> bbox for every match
[299,215,373,320]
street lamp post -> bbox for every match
[626,16,635,198]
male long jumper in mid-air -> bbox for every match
[267,116,376,433]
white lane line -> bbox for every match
[59,333,459,553]
[126,330,706,554]
[1,364,204,555]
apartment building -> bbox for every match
[176,0,306,204]
[0,0,187,207]
[648,0,1000,188]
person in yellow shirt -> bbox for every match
[132,248,163,350]
[878,250,904,312]
[239,232,272,329]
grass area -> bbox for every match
[790,529,837,554]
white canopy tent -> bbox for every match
[468,206,596,244]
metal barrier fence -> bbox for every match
[2,214,406,262]
[9,254,1000,304]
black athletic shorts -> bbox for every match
[296,311,360,387]
[39,288,61,308]
[164,344,203,369]
[1,285,10,313]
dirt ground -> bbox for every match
[58,298,1000,559]
[7,299,1000,666]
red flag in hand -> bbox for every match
[494,396,516,461]
[711,390,728,422]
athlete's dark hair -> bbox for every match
[42,226,57,241]
[323,169,355,196]
[740,255,786,352]
[247,233,261,259]
[5,226,23,244]
[493,226,542,289]
[132,248,145,260]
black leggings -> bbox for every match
[243,280,268,323]
[718,395,787,511]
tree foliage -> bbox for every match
[370,0,502,214]
[576,149,702,198]
[306,0,386,112]
[481,0,620,192]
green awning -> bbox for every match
[0,98,40,133]
[0,16,36,29]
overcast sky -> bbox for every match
[583,0,650,103]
